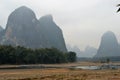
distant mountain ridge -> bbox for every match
[0,6,67,52]
[67,45,97,58]
[94,31,120,58]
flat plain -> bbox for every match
[0,62,120,80]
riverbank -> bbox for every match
[0,62,120,69]
[0,62,120,80]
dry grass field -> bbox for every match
[0,62,120,80]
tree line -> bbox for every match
[0,45,76,64]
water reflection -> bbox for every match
[74,65,120,70]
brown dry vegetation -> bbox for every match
[0,62,120,80]
[0,68,120,80]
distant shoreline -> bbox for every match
[0,62,120,70]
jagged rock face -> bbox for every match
[37,15,67,52]
[94,31,120,57]
[1,6,67,52]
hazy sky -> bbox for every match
[0,0,120,50]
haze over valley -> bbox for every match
[1,1,120,80]
[0,0,120,58]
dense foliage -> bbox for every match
[0,45,76,64]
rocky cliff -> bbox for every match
[0,6,67,52]
[38,15,67,52]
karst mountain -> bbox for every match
[0,6,67,52]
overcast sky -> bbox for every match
[0,0,120,50]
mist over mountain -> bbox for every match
[82,46,97,58]
[67,45,81,56]
[38,15,67,52]
[67,45,97,58]
[0,6,67,52]
[94,31,120,58]
[0,26,3,32]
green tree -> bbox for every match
[0,45,76,64]
[67,52,76,62]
